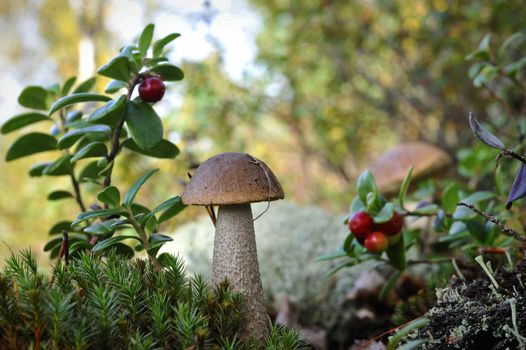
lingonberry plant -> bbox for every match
[1,24,186,268]
[321,30,526,304]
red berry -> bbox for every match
[376,211,404,236]
[139,77,166,103]
[348,211,374,241]
[364,232,388,252]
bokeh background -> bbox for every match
[0,0,524,266]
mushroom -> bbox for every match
[370,142,451,195]
[182,152,284,343]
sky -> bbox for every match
[0,0,261,119]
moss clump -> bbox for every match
[0,250,304,350]
[404,260,526,349]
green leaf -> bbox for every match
[78,161,103,182]
[47,190,73,201]
[140,196,184,224]
[386,235,406,270]
[57,125,111,149]
[65,110,83,125]
[5,133,57,161]
[104,80,128,94]
[47,83,61,95]
[71,142,107,162]
[145,57,169,67]
[62,76,77,96]
[123,169,159,208]
[97,56,131,82]
[398,166,413,210]
[49,93,111,116]
[413,204,439,215]
[29,162,51,177]
[43,154,74,176]
[374,203,394,224]
[465,220,488,244]
[149,233,173,245]
[357,170,378,205]
[122,138,179,158]
[1,112,51,134]
[379,270,401,300]
[18,86,48,110]
[158,197,187,223]
[69,241,93,255]
[73,77,97,93]
[442,183,459,213]
[97,186,121,207]
[152,33,180,57]
[83,219,121,235]
[44,237,63,252]
[87,95,127,124]
[49,221,75,235]
[503,57,526,77]
[126,100,163,149]
[92,235,141,252]
[139,23,155,55]
[149,64,184,81]
[396,339,429,350]
[73,209,128,226]
[387,318,430,350]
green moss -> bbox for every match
[0,249,305,350]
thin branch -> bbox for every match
[498,149,526,166]
[457,202,526,243]
[127,210,162,271]
[103,75,141,188]
[69,174,87,212]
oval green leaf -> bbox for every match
[87,95,127,124]
[92,235,141,252]
[1,112,51,134]
[29,162,52,177]
[152,33,181,57]
[123,169,159,208]
[49,93,111,116]
[49,221,75,235]
[43,154,74,176]
[47,190,73,201]
[62,76,77,96]
[71,142,107,162]
[97,186,121,207]
[18,86,48,110]
[121,138,179,158]
[72,77,97,93]
[97,56,131,82]
[104,80,128,94]
[57,125,111,149]
[73,209,128,226]
[149,64,184,81]
[5,133,57,161]
[139,23,155,56]
[126,100,163,149]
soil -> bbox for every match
[409,258,526,349]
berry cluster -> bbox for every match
[348,210,404,252]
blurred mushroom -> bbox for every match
[182,152,284,343]
[370,142,451,195]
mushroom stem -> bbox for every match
[213,204,268,343]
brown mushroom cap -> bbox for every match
[182,152,284,206]
[371,142,451,193]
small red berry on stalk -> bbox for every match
[139,77,166,103]
[348,211,374,241]
[376,211,404,236]
[364,232,388,252]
